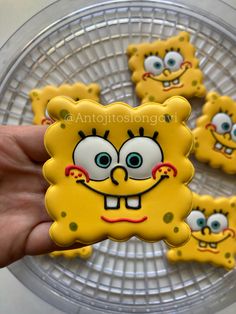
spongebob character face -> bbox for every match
[167,194,236,270]
[127,32,206,104]
[43,96,194,246]
[193,92,236,174]
[29,82,100,125]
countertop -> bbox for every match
[0,0,236,313]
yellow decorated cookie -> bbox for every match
[167,194,236,270]
[50,246,93,259]
[29,82,100,125]
[193,92,236,174]
[127,31,206,104]
[43,96,194,246]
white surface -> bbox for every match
[0,0,236,313]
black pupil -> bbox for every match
[100,155,109,165]
[130,156,140,166]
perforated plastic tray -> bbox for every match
[1,0,236,313]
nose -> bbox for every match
[110,165,128,185]
[162,68,171,76]
[201,226,211,235]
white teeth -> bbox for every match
[210,242,217,249]
[225,148,233,155]
[199,241,207,248]
[215,142,223,150]
[172,78,179,85]
[126,196,141,209]
[163,81,171,87]
[105,196,119,209]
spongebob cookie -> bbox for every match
[43,96,194,246]
[29,82,100,125]
[167,193,236,270]
[50,246,93,259]
[193,92,236,174]
[127,31,206,104]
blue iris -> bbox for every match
[222,122,230,131]
[154,62,162,69]
[211,220,220,231]
[95,152,111,168]
[197,218,206,228]
[126,152,143,168]
[167,58,176,67]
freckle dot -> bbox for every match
[163,212,174,224]
[179,37,184,42]
[61,211,67,218]
[59,109,69,119]
[69,222,78,231]
[225,252,231,259]
[174,227,179,233]
[195,142,199,148]
[231,203,235,208]
[164,114,172,122]
[197,86,200,90]
[60,123,66,129]
[132,47,137,53]
[192,80,198,86]
[177,250,182,256]
[149,96,155,102]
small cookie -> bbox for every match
[43,96,194,246]
[167,193,236,270]
[50,246,93,259]
[29,82,100,125]
[193,92,236,174]
[127,31,206,104]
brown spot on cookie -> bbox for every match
[163,212,174,224]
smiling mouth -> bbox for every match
[76,174,168,209]
[192,234,230,253]
[213,141,234,159]
[145,67,188,91]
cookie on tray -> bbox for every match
[167,193,236,270]
[43,96,194,247]
[193,92,236,174]
[127,31,206,104]
[29,82,100,125]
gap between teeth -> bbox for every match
[199,241,217,249]
[105,196,140,209]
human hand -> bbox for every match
[0,125,82,267]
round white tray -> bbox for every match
[0,1,236,313]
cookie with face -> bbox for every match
[193,92,236,174]
[43,96,194,246]
[50,246,93,259]
[127,31,206,104]
[29,82,100,125]
[167,194,236,270]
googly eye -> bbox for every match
[73,136,118,180]
[144,56,164,76]
[211,113,232,134]
[230,124,236,142]
[164,51,184,71]
[207,213,228,233]
[186,210,206,231]
[119,137,163,179]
